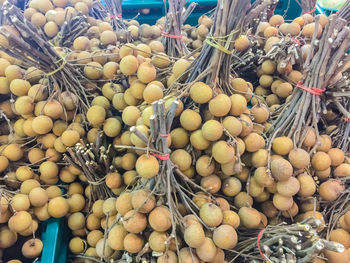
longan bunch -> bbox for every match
[24,0,96,39]
[251,13,329,111]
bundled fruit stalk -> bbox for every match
[232,219,344,263]
[103,0,130,40]
[1,2,95,114]
[231,0,279,77]
[267,8,350,152]
[297,0,317,13]
[51,14,90,48]
[176,0,273,92]
[161,0,196,57]
[329,100,350,152]
[65,133,115,202]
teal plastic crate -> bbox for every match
[37,185,69,263]
[37,218,69,263]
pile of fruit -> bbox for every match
[0,0,349,262]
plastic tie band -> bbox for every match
[205,37,233,54]
[161,31,183,39]
[46,57,66,76]
[257,229,266,259]
[291,37,301,46]
[205,30,239,55]
[151,152,170,160]
[297,81,325,96]
[110,13,122,19]
[159,133,170,137]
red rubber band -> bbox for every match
[291,37,301,46]
[297,81,325,96]
[302,5,316,14]
[151,152,170,160]
[159,133,170,137]
[161,31,183,39]
[110,13,122,19]
[257,229,266,259]
[344,117,350,122]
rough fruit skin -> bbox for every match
[48,197,69,218]
[199,203,223,227]
[270,158,293,181]
[195,237,217,262]
[209,94,231,117]
[120,55,139,75]
[238,207,261,228]
[184,224,205,248]
[213,225,237,249]
[311,152,331,171]
[288,148,310,169]
[148,206,171,232]
[135,154,159,179]
[272,137,293,155]
[212,141,235,164]
[190,82,213,104]
[170,149,192,171]
[108,224,127,250]
[122,210,147,233]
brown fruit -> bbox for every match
[149,206,171,232]
[196,155,215,177]
[234,35,249,51]
[276,176,300,197]
[312,152,331,171]
[269,15,284,26]
[2,144,23,162]
[209,94,231,117]
[199,203,223,227]
[273,193,293,211]
[254,167,274,187]
[190,82,213,104]
[288,148,310,169]
[319,180,344,201]
[328,148,345,167]
[272,137,293,155]
[170,149,192,171]
[212,141,235,164]
[213,225,237,249]
[302,128,317,147]
[297,173,316,197]
[108,224,127,250]
[244,133,265,152]
[334,164,350,177]
[270,158,293,181]
[222,177,242,197]
[48,197,69,218]
[123,233,144,253]
[184,224,205,248]
[123,210,147,233]
[330,228,350,248]
[196,237,217,262]
[131,189,155,213]
[238,207,261,228]
[180,109,201,131]
[137,62,156,84]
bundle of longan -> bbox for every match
[161,0,196,57]
[249,11,329,112]
[1,2,98,113]
[23,0,96,40]
[232,219,344,263]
